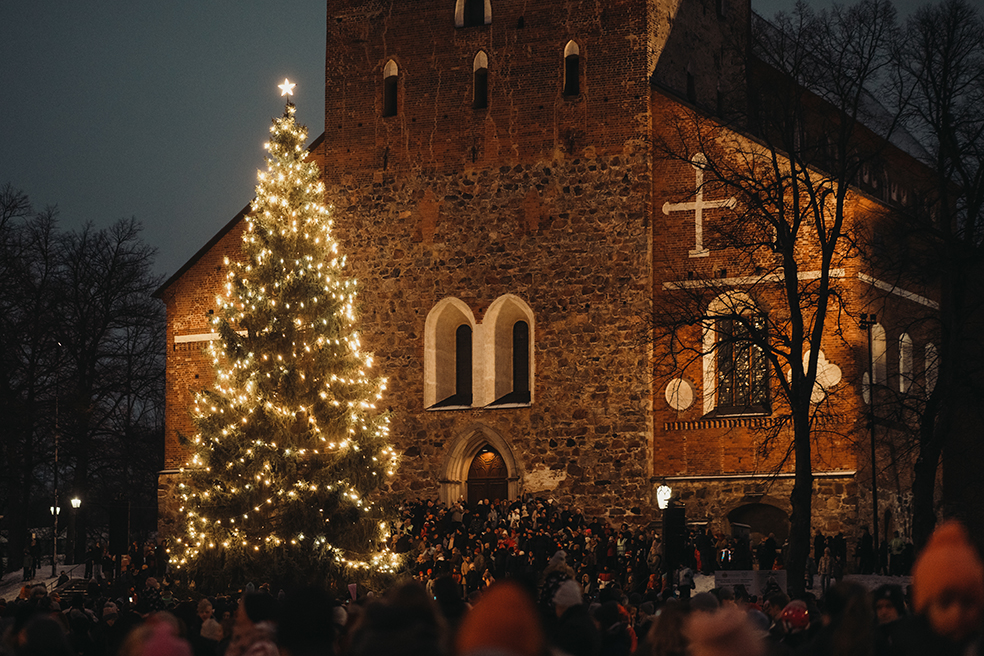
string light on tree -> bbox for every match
[172,79,400,588]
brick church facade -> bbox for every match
[155,0,936,543]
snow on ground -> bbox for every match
[0,562,86,602]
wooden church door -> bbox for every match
[467,445,508,506]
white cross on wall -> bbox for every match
[662,153,736,258]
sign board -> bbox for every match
[714,569,788,597]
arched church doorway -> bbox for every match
[467,445,508,506]
[727,503,790,544]
[439,423,521,505]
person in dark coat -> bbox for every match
[593,600,633,656]
[813,529,826,562]
[547,579,600,656]
[859,525,875,574]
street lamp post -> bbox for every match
[657,484,673,511]
[860,313,879,558]
[68,497,81,566]
[52,392,59,578]
[656,483,676,578]
[49,505,61,576]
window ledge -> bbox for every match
[484,402,532,410]
[704,409,770,419]
[426,404,473,412]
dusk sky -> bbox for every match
[1,0,927,280]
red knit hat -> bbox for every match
[456,581,544,656]
[912,521,984,613]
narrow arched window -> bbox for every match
[899,333,913,393]
[872,323,887,385]
[455,324,473,404]
[473,52,489,109]
[432,323,472,408]
[383,60,398,117]
[512,321,530,402]
[486,295,534,406]
[463,0,485,27]
[563,41,580,97]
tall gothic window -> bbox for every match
[473,51,489,109]
[563,41,580,97]
[871,323,887,385]
[383,60,398,117]
[491,320,530,405]
[715,316,769,413]
[512,321,530,401]
[463,0,485,27]
[899,333,913,393]
[433,324,473,407]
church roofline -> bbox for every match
[152,131,326,300]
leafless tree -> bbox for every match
[653,0,898,594]
[0,188,164,574]
[880,0,984,548]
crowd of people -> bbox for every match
[0,495,976,656]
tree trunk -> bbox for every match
[787,406,814,597]
[911,436,941,551]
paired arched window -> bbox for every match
[383,60,399,117]
[563,41,580,96]
[425,299,475,408]
[456,0,491,28]
[486,295,533,405]
[473,51,489,109]
[424,295,534,409]
[429,323,473,408]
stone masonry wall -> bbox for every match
[328,150,654,521]
[317,0,659,519]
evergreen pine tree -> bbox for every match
[172,98,398,589]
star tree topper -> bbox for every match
[279,78,296,96]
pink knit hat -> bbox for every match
[143,622,192,656]
[456,581,544,656]
[912,521,984,614]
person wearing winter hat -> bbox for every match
[226,592,279,656]
[548,579,600,656]
[684,605,765,656]
[690,592,721,614]
[120,614,194,656]
[457,581,544,656]
[873,583,907,625]
[345,581,447,656]
[890,520,984,653]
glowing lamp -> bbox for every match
[656,484,672,510]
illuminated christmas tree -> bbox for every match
[172,82,398,588]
